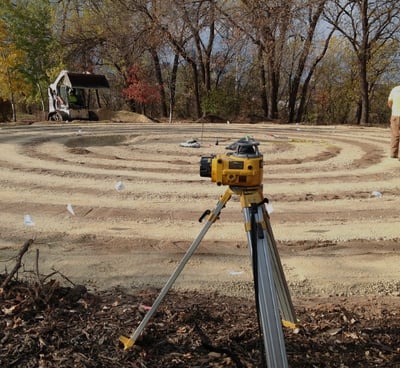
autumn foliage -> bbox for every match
[122,65,161,105]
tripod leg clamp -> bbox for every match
[199,209,211,222]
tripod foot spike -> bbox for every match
[119,335,135,350]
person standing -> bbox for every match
[388,85,400,159]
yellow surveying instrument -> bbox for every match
[199,138,263,187]
[120,137,296,367]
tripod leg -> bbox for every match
[261,205,296,324]
[120,188,233,350]
[243,205,288,368]
[239,188,296,322]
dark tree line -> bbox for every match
[1,0,400,124]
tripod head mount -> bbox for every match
[200,137,263,187]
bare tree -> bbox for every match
[60,0,166,112]
[161,0,219,118]
[285,0,333,123]
[324,0,400,125]
[114,0,220,118]
[222,1,295,120]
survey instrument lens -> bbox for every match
[199,156,214,178]
[199,138,263,187]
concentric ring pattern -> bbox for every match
[0,122,399,295]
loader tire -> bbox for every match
[88,111,99,121]
[49,111,66,121]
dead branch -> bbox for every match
[35,248,42,286]
[1,238,35,289]
[42,267,76,286]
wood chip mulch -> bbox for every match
[1,274,400,368]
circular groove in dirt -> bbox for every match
[0,121,399,298]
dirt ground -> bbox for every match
[0,113,400,366]
[0,113,399,298]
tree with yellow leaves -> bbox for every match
[0,20,31,122]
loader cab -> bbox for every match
[53,86,84,108]
[48,70,110,122]
[66,88,85,108]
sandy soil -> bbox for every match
[0,114,399,302]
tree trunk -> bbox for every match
[169,53,179,123]
[10,93,16,122]
[37,81,46,113]
[268,67,279,120]
[190,61,202,118]
[359,73,369,125]
[258,46,268,117]
[358,0,369,125]
[6,69,16,122]
[296,74,312,123]
[296,25,334,123]
[288,1,326,123]
[150,49,168,117]
[357,11,370,127]
[204,2,215,93]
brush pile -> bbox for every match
[1,272,400,368]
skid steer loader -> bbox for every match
[48,70,110,121]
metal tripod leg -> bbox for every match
[243,204,289,368]
[238,188,296,324]
[262,205,296,324]
[119,188,233,350]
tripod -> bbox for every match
[120,185,296,368]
